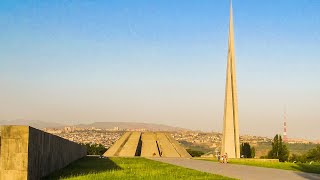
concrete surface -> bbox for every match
[0,126,87,180]
[166,134,192,158]
[103,132,131,157]
[104,132,191,158]
[150,158,320,180]
[141,132,160,157]
[118,132,141,157]
[156,133,180,157]
[222,1,240,159]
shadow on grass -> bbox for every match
[295,172,320,180]
[291,163,320,180]
[291,163,320,174]
[42,156,122,180]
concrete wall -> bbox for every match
[104,132,191,158]
[118,132,141,157]
[166,134,191,158]
[103,132,131,157]
[0,126,29,180]
[141,132,160,157]
[0,126,87,180]
[156,133,180,157]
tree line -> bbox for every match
[262,134,320,163]
[81,143,107,155]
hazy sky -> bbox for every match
[1,0,319,140]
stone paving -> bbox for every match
[150,158,320,180]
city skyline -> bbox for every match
[1,0,320,140]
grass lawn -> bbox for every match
[195,157,320,174]
[44,156,235,180]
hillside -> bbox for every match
[0,119,65,129]
[75,122,189,131]
[0,120,188,132]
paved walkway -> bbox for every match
[150,158,320,180]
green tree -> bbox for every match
[186,149,205,157]
[240,143,252,158]
[251,146,256,158]
[268,134,289,162]
[82,143,107,155]
[305,145,320,162]
[289,153,306,163]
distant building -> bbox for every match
[64,126,74,133]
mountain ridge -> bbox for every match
[0,120,189,131]
[75,121,189,131]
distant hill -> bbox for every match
[0,120,188,132]
[0,119,65,129]
[75,122,189,131]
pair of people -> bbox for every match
[218,153,228,163]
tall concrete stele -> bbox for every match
[221,1,240,159]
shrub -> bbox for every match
[186,149,205,157]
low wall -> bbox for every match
[0,125,87,180]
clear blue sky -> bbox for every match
[0,0,319,140]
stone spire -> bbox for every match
[221,0,240,158]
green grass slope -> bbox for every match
[44,157,234,180]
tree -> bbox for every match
[186,149,205,157]
[289,153,306,163]
[251,146,256,158]
[306,145,320,162]
[240,143,255,158]
[268,134,289,162]
[240,143,252,158]
[82,143,107,155]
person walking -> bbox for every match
[225,153,228,163]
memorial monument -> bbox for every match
[221,1,240,159]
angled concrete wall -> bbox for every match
[118,132,141,157]
[156,133,180,157]
[104,132,191,158]
[166,134,191,158]
[141,132,160,157]
[103,132,131,157]
[0,126,87,180]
